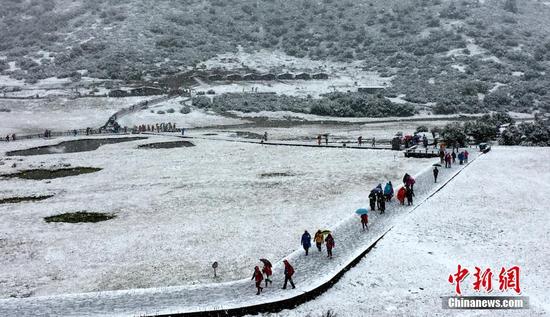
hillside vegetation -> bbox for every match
[1,0,550,113]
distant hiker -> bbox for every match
[181,127,185,136]
[406,185,413,206]
[368,190,377,211]
[372,137,376,147]
[314,230,324,252]
[458,152,464,165]
[384,181,394,201]
[5,135,9,142]
[361,213,369,231]
[73,130,77,136]
[263,132,268,142]
[405,175,416,196]
[464,150,469,163]
[397,187,406,205]
[445,153,452,168]
[262,262,273,287]
[358,136,363,146]
[451,151,456,163]
[325,233,335,258]
[11,134,15,141]
[403,173,410,185]
[325,135,328,145]
[433,166,439,183]
[377,191,386,214]
[301,230,311,256]
[422,134,428,147]
[251,266,264,295]
[282,260,296,289]
[317,134,322,145]
[439,150,445,164]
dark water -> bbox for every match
[6,137,147,156]
[138,140,195,149]
[2,167,102,180]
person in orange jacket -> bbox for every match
[314,230,324,252]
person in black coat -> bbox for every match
[433,166,439,183]
[406,185,413,205]
[369,190,377,211]
[377,192,385,214]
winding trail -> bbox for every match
[0,147,482,317]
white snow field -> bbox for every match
[268,146,550,317]
[0,133,427,299]
[0,135,478,316]
[0,97,157,135]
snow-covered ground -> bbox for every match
[0,134,428,298]
[0,96,157,135]
[268,146,550,317]
[196,49,389,98]
[0,138,478,316]
[117,97,249,129]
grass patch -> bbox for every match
[44,211,116,223]
[138,141,195,149]
[232,131,264,139]
[1,167,101,180]
[0,195,54,204]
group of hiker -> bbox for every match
[251,258,295,295]
[134,122,177,133]
[251,170,421,295]
[315,135,379,147]
[439,149,470,168]
[251,229,335,295]
[4,134,16,142]
[357,136,376,147]
[301,230,335,258]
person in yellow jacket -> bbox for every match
[314,230,324,252]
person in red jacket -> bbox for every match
[361,214,369,231]
[282,260,296,289]
[251,266,264,295]
[325,233,335,258]
[262,262,273,287]
[397,187,406,205]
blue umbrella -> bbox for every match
[355,208,369,215]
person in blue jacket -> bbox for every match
[301,230,312,256]
[384,181,394,201]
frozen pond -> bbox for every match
[6,137,146,156]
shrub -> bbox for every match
[180,106,191,114]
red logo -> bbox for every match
[449,265,521,295]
